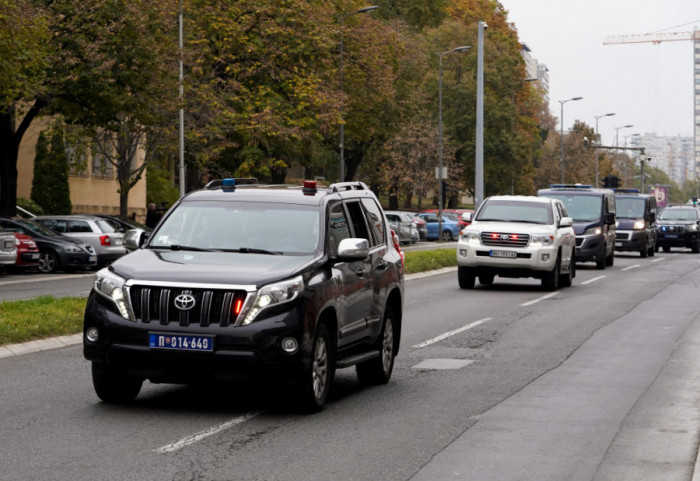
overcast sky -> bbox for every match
[501,0,699,146]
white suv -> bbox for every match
[457,196,576,290]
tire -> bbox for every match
[441,230,453,242]
[357,306,396,386]
[542,255,561,291]
[38,251,59,274]
[595,256,606,270]
[91,363,142,404]
[605,250,614,267]
[560,256,574,287]
[640,246,648,258]
[297,323,333,413]
[479,273,494,286]
[692,240,700,254]
[648,242,655,257]
[458,266,475,289]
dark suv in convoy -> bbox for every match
[613,189,657,257]
[538,185,616,269]
[656,205,700,253]
[83,180,404,412]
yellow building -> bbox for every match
[17,118,147,222]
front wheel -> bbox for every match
[297,323,333,413]
[441,230,453,242]
[38,251,59,274]
[542,255,561,291]
[357,306,396,386]
[605,250,614,267]
[91,363,142,404]
[560,256,574,287]
[458,266,475,289]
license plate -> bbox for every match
[615,242,623,247]
[114,239,123,246]
[3,241,11,249]
[31,253,40,259]
[490,250,516,258]
[89,255,97,262]
[664,234,678,239]
[148,333,214,352]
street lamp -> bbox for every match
[614,124,633,184]
[558,96,583,184]
[437,45,470,240]
[338,5,378,183]
[178,0,185,196]
[622,132,640,187]
[474,20,487,210]
[594,112,615,186]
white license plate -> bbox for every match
[114,239,123,246]
[88,255,97,262]
[490,250,516,258]
[149,333,214,352]
[31,253,40,259]
[615,242,623,247]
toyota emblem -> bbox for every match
[500,235,509,241]
[174,293,196,311]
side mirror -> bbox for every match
[605,212,616,225]
[336,238,370,261]
[124,228,147,250]
[647,212,656,223]
[461,212,473,223]
[559,217,574,228]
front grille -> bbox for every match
[128,285,249,327]
[659,225,685,234]
[616,233,630,241]
[480,232,530,248]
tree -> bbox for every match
[31,127,71,214]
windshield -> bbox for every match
[476,200,553,224]
[150,201,320,255]
[616,198,646,219]
[20,220,62,237]
[543,194,602,222]
[658,208,699,221]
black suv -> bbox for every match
[613,189,657,257]
[83,180,404,411]
[656,205,700,253]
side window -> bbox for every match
[327,201,351,257]
[361,198,386,246]
[68,220,92,233]
[552,203,562,224]
[345,201,372,244]
[42,219,67,233]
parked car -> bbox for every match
[384,211,418,245]
[417,212,462,241]
[32,215,126,266]
[420,209,473,229]
[92,215,153,253]
[12,232,40,269]
[457,195,576,290]
[0,230,17,269]
[656,205,700,253]
[0,218,97,273]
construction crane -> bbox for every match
[603,27,700,180]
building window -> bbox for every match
[67,144,88,177]
[91,150,114,179]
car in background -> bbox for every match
[0,217,97,273]
[457,195,576,290]
[384,211,418,245]
[420,209,473,229]
[613,189,657,258]
[92,215,153,253]
[12,233,40,269]
[32,215,126,266]
[417,212,461,241]
[0,230,17,270]
[656,205,700,253]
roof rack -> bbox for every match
[328,181,369,193]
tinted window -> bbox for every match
[361,198,386,246]
[542,194,602,222]
[477,200,553,224]
[68,220,92,233]
[658,208,699,221]
[616,198,646,218]
[328,202,351,257]
[345,201,371,244]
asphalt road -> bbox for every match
[1,251,700,480]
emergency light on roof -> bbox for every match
[549,184,593,189]
[303,180,317,196]
[613,188,640,193]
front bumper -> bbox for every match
[456,241,558,276]
[574,234,606,262]
[83,292,312,384]
[615,230,648,252]
[657,231,699,248]
[59,251,98,269]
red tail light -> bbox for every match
[390,229,405,269]
[100,235,112,246]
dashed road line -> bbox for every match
[154,411,261,453]
[520,292,558,307]
[581,275,606,285]
[622,264,640,271]
[412,318,492,349]
[651,258,664,263]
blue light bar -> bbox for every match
[222,178,236,188]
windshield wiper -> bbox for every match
[153,244,217,252]
[221,247,283,255]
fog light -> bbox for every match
[541,253,551,262]
[86,327,99,343]
[281,337,299,354]
[459,249,468,257]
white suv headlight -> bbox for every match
[687,223,699,231]
[462,231,480,243]
[530,234,554,246]
[242,275,304,325]
[94,269,132,320]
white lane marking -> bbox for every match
[412,318,492,349]
[520,292,558,307]
[622,265,640,271]
[651,258,664,263]
[154,411,260,453]
[581,275,606,285]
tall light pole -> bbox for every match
[614,124,633,184]
[594,112,615,187]
[437,45,470,240]
[474,20,487,210]
[178,0,185,196]
[338,5,378,183]
[558,96,583,184]
[622,132,639,187]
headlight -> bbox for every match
[687,223,698,231]
[583,227,602,236]
[633,220,645,230]
[530,234,554,246]
[462,231,480,243]
[94,269,132,320]
[242,275,304,325]
[63,245,82,253]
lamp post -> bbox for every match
[437,45,470,240]
[614,124,633,184]
[594,112,615,187]
[178,0,185,196]
[558,96,583,184]
[338,5,378,183]
[622,132,639,187]
[474,20,487,210]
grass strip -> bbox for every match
[403,247,456,274]
[0,296,86,346]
